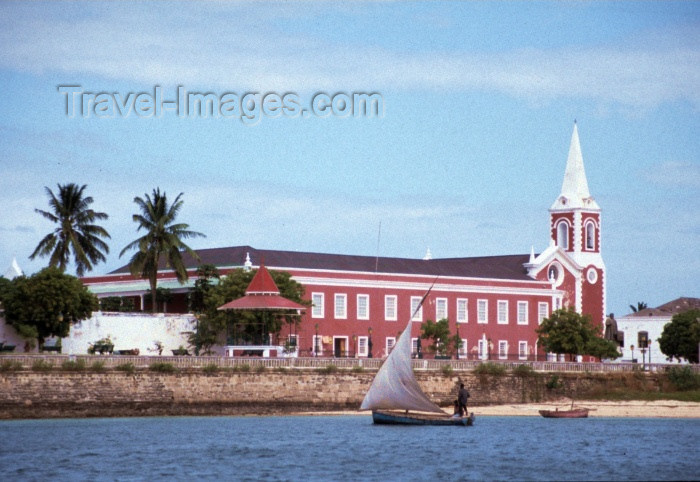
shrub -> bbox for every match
[115,362,135,374]
[275,366,288,373]
[473,362,506,376]
[351,365,365,373]
[441,364,454,376]
[236,364,251,373]
[202,363,219,374]
[149,362,177,373]
[31,359,53,372]
[318,364,338,374]
[546,374,562,390]
[62,358,87,372]
[0,360,23,372]
[512,364,536,377]
[255,364,266,373]
[91,360,106,373]
[667,366,700,391]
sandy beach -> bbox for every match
[472,399,700,418]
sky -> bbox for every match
[0,1,698,318]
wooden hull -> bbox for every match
[372,410,474,426]
[538,408,589,418]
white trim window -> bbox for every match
[478,339,487,360]
[334,293,347,319]
[477,299,488,324]
[357,294,369,320]
[385,295,397,321]
[518,341,528,360]
[538,302,549,324]
[585,220,596,250]
[557,220,570,250]
[386,337,396,356]
[497,300,508,325]
[312,335,323,356]
[358,336,368,357]
[410,296,423,321]
[411,338,419,357]
[435,297,448,321]
[311,293,324,318]
[517,301,528,325]
[498,340,508,360]
[459,338,468,358]
[457,298,468,323]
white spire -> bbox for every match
[244,252,253,271]
[529,246,535,264]
[551,122,599,210]
[423,247,432,261]
[3,257,23,279]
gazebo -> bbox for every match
[217,262,306,357]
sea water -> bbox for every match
[0,415,698,481]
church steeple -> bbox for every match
[551,122,599,211]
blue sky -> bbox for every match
[1,1,698,317]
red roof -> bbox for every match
[217,264,306,312]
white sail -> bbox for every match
[360,302,445,414]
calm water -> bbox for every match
[0,415,698,481]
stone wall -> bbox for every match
[0,369,664,419]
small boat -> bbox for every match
[360,283,474,427]
[539,401,589,418]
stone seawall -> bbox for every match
[0,370,664,419]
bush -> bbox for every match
[62,358,87,372]
[441,364,454,376]
[235,364,251,373]
[546,374,562,390]
[667,366,700,391]
[512,364,536,377]
[474,362,506,376]
[31,359,53,372]
[255,364,266,373]
[91,360,106,373]
[351,365,365,373]
[149,362,177,373]
[318,364,338,374]
[0,360,23,372]
[115,362,135,374]
[202,363,219,374]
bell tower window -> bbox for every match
[556,221,569,250]
[585,221,596,250]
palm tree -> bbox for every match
[30,183,110,276]
[629,302,648,313]
[119,188,205,313]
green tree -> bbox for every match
[420,318,462,357]
[0,267,97,348]
[536,307,620,361]
[189,268,308,354]
[119,188,205,313]
[29,183,110,276]
[188,264,220,314]
[629,301,648,313]
[658,309,700,363]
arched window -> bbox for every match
[556,221,569,250]
[585,221,596,250]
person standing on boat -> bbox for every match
[458,383,470,416]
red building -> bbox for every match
[82,123,605,360]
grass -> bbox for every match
[474,362,506,376]
[61,359,87,372]
[317,364,338,374]
[115,362,135,374]
[31,359,53,372]
[512,364,537,377]
[0,360,23,372]
[441,364,454,376]
[202,363,219,374]
[149,362,177,373]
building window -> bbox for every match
[517,301,528,325]
[386,337,396,356]
[585,221,596,250]
[357,294,369,320]
[411,296,423,321]
[518,341,528,360]
[556,221,569,250]
[497,300,508,324]
[538,302,549,324]
[587,267,598,284]
[411,338,419,357]
[334,294,347,319]
[311,293,324,318]
[477,299,488,324]
[436,298,447,320]
[312,335,323,356]
[286,334,298,352]
[498,340,508,360]
[385,295,397,321]
[358,336,368,357]
[459,338,468,358]
[478,339,487,360]
[457,298,468,323]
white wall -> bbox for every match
[617,315,687,365]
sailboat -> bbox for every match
[359,285,475,426]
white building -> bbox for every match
[617,297,700,364]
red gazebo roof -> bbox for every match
[217,264,306,312]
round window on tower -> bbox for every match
[587,267,598,284]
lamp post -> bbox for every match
[640,346,647,371]
[648,340,652,369]
[352,334,356,358]
[314,323,319,357]
[630,345,635,363]
[368,327,373,358]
